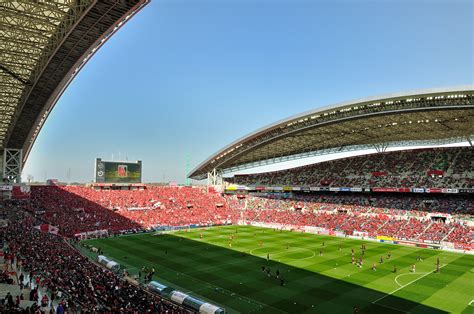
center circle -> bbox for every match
[250,247,315,260]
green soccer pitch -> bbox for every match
[83,225,474,313]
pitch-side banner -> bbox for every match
[372,187,399,192]
[442,188,459,194]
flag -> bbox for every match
[34,224,59,235]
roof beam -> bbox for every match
[0,64,32,85]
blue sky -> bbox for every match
[23,0,473,183]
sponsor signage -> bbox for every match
[283,186,293,191]
[459,188,474,193]
[340,187,351,192]
[442,188,459,194]
[329,187,340,192]
[412,188,425,193]
[426,188,442,193]
[398,188,411,193]
[310,187,320,191]
[0,185,12,191]
[255,186,265,191]
[350,187,363,192]
[372,187,399,192]
[292,187,301,191]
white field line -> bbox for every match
[372,264,447,305]
[394,272,429,287]
[249,246,316,261]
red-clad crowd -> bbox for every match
[0,208,191,313]
[229,147,474,189]
[238,194,473,246]
[23,186,472,246]
[27,186,238,237]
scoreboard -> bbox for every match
[95,158,142,183]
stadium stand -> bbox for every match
[228,147,474,189]
[19,185,473,248]
[0,206,190,313]
[27,186,237,237]
[236,194,472,246]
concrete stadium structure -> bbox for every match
[189,86,474,183]
[0,0,148,183]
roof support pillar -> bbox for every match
[207,168,223,187]
[2,148,22,184]
[373,143,388,153]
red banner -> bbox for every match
[427,170,444,176]
[372,171,388,177]
[12,185,31,199]
[372,187,399,192]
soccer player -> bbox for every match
[380,256,384,264]
[387,252,391,260]
[322,241,325,246]
[411,264,416,273]
[200,233,203,239]
[372,263,377,271]
[359,256,363,268]
[319,250,323,256]
[393,265,397,273]
[267,253,270,261]
[351,256,355,264]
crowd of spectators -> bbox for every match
[229,147,474,189]
[27,186,238,237]
[22,185,472,246]
[237,194,473,245]
[243,193,473,216]
[0,208,191,313]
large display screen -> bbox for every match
[95,158,142,183]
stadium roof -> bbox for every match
[0,0,148,161]
[190,86,474,179]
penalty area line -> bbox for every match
[372,264,447,305]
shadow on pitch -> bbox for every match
[101,231,448,314]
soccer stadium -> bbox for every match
[0,1,473,314]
